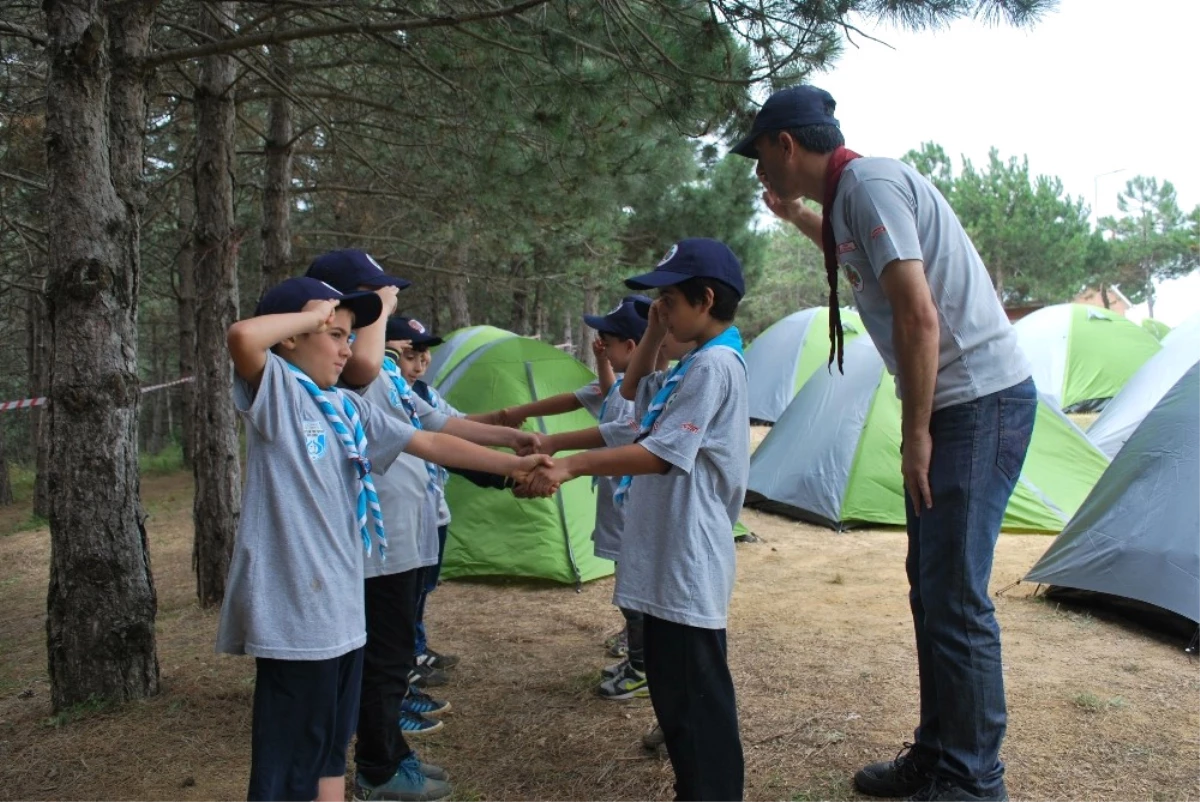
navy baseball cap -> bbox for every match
[254,276,383,328]
[730,85,839,160]
[625,238,745,298]
[583,294,652,342]
[386,316,444,348]
[306,249,412,291]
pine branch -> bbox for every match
[144,0,552,68]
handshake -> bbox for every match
[509,432,572,498]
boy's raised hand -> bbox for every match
[591,335,607,364]
[375,285,400,317]
[644,298,669,344]
[302,298,340,332]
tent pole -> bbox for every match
[524,360,583,590]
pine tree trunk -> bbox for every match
[27,290,51,518]
[260,36,293,291]
[0,426,13,506]
[192,0,242,608]
[579,281,598,371]
[1100,284,1111,309]
[43,0,160,712]
[176,166,197,469]
[510,261,530,334]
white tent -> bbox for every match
[1087,313,1200,458]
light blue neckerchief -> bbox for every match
[381,357,440,492]
[613,326,746,507]
[288,363,386,557]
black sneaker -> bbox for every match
[419,648,459,670]
[909,778,1009,802]
[854,743,935,798]
[408,663,450,689]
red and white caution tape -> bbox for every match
[0,375,194,413]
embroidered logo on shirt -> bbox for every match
[681,423,700,433]
[843,264,865,292]
[870,225,887,239]
[837,241,857,254]
[303,419,327,461]
[387,386,402,408]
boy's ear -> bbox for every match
[700,286,715,315]
[278,335,299,352]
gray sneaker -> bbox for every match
[354,754,451,801]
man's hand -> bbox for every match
[375,285,400,317]
[902,430,934,515]
[758,165,822,234]
[302,299,339,332]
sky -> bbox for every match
[799,0,1200,325]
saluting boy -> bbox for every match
[219,276,548,802]
[527,238,750,801]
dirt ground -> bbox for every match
[1,469,1197,802]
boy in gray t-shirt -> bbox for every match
[221,275,548,802]
[526,239,750,801]
[519,295,651,699]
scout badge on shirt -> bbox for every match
[303,419,327,461]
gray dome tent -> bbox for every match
[1025,363,1200,629]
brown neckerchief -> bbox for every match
[821,146,863,373]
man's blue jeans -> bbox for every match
[905,378,1036,796]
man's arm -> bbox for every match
[879,259,939,513]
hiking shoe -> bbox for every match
[598,662,649,700]
[399,709,444,737]
[420,648,459,670]
[402,688,451,718]
[606,629,628,658]
[601,658,628,680]
[641,723,665,751]
[353,753,451,801]
[408,663,449,689]
[855,743,935,798]
[415,756,449,782]
[909,778,1009,802]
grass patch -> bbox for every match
[2,513,47,537]
[791,770,854,801]
[141,442,185,477]
[7,463,36,504]
[1072,691,1127,713]
[42,695,118,728]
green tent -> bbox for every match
[746,338,1110,533]
[430,330,612,585]
[745,307,863,423]
[1013,303,1161,411]
[1141,318,1173,341]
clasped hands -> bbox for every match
[510,436,572,498]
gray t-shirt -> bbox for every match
[574,379,607,419]
[424,386,467,531]
[612,348,749,629]
[830,157,1031,410]
[217,352,414,660]
[356,374,448,578]
[592,380,638,561]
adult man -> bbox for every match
[732,86,1035,802]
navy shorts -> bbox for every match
[247,647,365,802]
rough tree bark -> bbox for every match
[579,280,598,371]
[191,0,242,608]
[27,289,51,517]
[260,35,293,290]
[176,166,197,469]
[43,0,160,712]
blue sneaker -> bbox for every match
[353,753,451,801]
[402,688,451,718]
[399,709,444,737]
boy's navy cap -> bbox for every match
[730,86,839,160]
[583,294,652,341]
[254,276,383,328]
[625,238,745,298]
[386,316,444,348]
[305,249,412,291]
